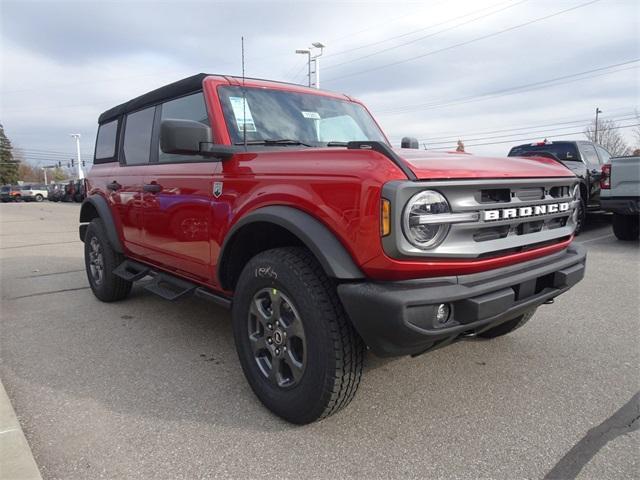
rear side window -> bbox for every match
[579,143,600,168]
[123,107,155,165]
[95,120,118,161]
[508,142,579,161]
[158,92,209,163]
[595,145,611,164]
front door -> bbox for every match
[140,92,217,284]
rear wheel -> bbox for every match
[232,247,365,424]
[35,194,44,202]
[612,213,639,241]
[475,309,536,339]
[84,218,132,302]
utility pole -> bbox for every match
[70,133,84,179]
[43,167,47,185]
[594,107,602,144]
[295,42,325,89]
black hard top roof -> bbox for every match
[98,73,208,124]
[97,73,314,124]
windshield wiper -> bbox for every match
[235,139,313,147]
[326,141,349,147]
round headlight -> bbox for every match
[403,190,451,249]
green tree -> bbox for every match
[51,167,67,182]
[0,123,20,184]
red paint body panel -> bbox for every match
[397,149,574,180]
[88,75,580,293]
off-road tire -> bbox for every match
[84,218,132,302]
[232,247,365,424]
[612,213,639,241]
[476,308,536,339]
[574,197,587,235]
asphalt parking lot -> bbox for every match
[1,201,638,479]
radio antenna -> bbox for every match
[241,36,247,150]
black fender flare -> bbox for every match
[218,206,364,288]
[79,195,124,253]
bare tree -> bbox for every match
[584,118,630,156]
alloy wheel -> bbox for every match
[248,288,306,388]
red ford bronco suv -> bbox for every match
[80,74,586,424]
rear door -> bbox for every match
[140,92,218,284]
[112,107,155,256]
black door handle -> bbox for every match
[143,183,162,193]
[107,181,121,191]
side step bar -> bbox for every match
[113,260,231,308]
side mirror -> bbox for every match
[161,119,211,155]
[401,136,419,149]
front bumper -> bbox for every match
[600,197,640,215]
[338,244,586,357]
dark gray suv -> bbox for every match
[508,140,612,234]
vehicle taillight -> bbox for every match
[600,163,611,189]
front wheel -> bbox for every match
[232,247,365,424]
[612,213,639,241]
[35,194,44,202]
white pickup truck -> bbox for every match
[600,155,640,240]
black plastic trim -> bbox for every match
[347,141,416,180]
[337,244,586,357]
[79,196,124,253]
[218,205,364,289]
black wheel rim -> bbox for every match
[248,288,306,388]
[88,236,105,286]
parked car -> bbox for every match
[19,184,48,202]
[47,183,66,202]
[600,155,640,240]
[507,140,612,234]
[1,185,23,202]
[80,74,586,424]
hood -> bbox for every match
[395,149,575,180]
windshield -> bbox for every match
[508,142,579,161]
[218,86,386,147]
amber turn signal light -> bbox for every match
[381,199,391,237]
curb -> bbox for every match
[0,380,42,480]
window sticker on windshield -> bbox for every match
[301,111,321,120]
[229,96,257,132]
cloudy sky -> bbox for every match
[1,0,638,168]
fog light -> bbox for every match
[435,303,451,325]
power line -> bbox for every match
[324,0,514,60]
[427,122,639,149]
[418,115,637,145]
[387,111,637,143]
[376,59,639,115]
[323,0,527,70]
[387,107,636,141]
[324,0,602,83]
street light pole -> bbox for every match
[594,107,602,144]
[295,42,325,89]
[70,133,84,179]
[310,42,325,89]
[295,49,312,87]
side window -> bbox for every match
[95,120,118,162]
[123,107,155,165]
[596,145,611,164]
[579,144,600,169]
[158,92,210,163]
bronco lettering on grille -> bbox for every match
[483,202,570,221]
